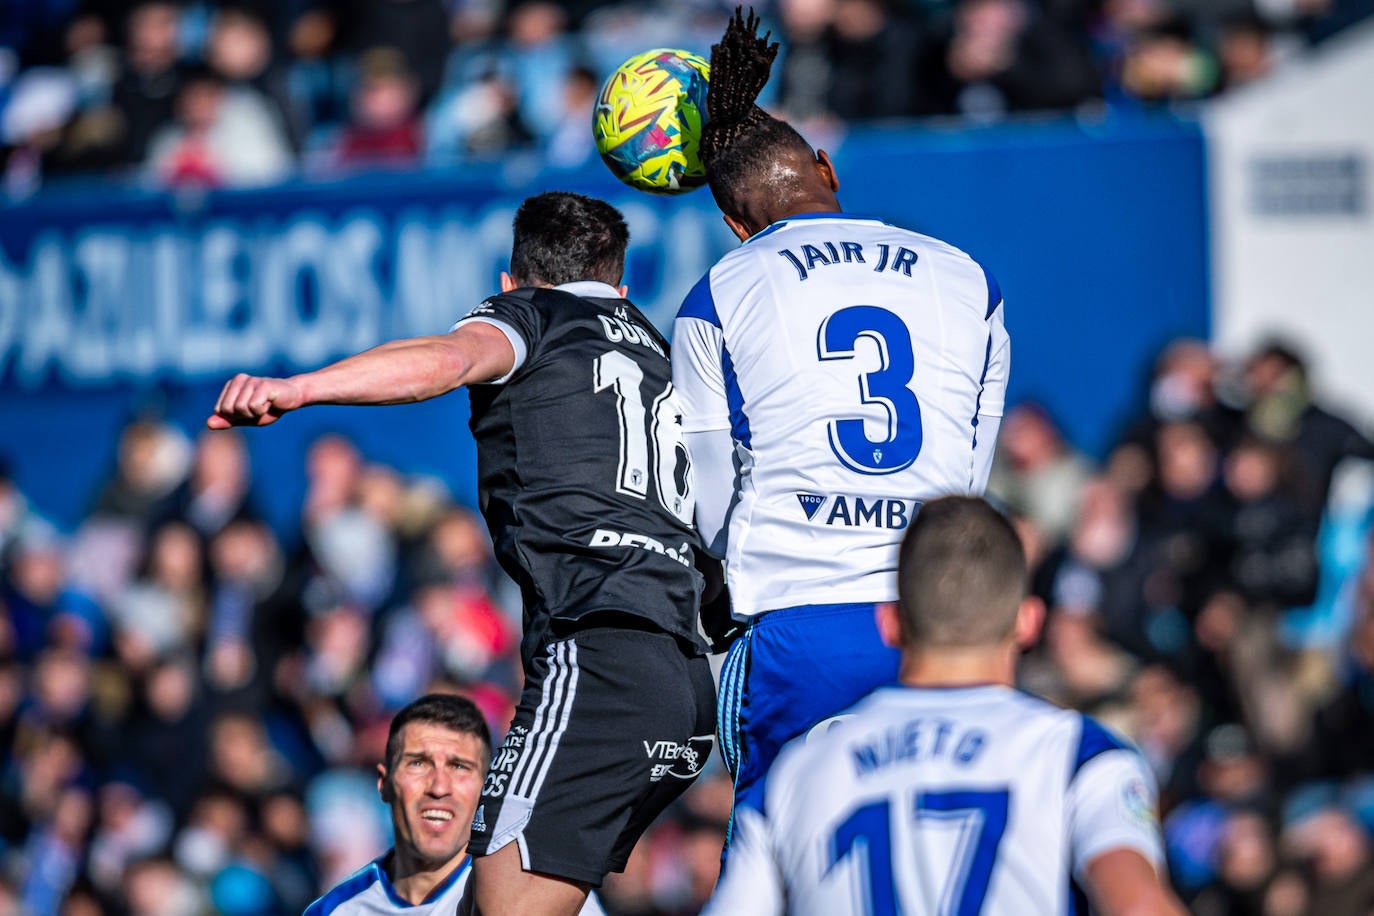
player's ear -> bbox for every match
[815,149,840,193]
[875,602,904,649]
[500,271,518,293]
[377,763,393,803]
[1013,596,1046,650]
[616,284,629,298]
[722,213,752,243]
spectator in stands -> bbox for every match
[125,654,211,819]
[1118,18,1219,103]
[1242,340,1374,524]
[1299,576,1374,783]
[1215,11,1281,92]
[169,429,258,540]
[822,0,924,120]
[205,6,303,151]
[1219,436,1319,607]
[1282,806,1374,912]
[543,63,598,168]
[333,48,423,168]
[1113,339,1243,498]
[776,0,836,121]
[919,0,1101,118]
[988,402,1095,545]
[146,64,293,187]
[109,1,185,166]
[204,517,306,699]
[425,65,533,164]
[90,418,191,530]
[344,0,450,106]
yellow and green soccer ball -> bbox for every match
[593,48,710,195]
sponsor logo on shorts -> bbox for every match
[471,804,487,833]
[483,725,529,799]
[589,529,692,567]
[644,735,714,781]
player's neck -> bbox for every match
[388,844,468,905]
[897,644,1017,689]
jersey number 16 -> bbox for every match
[593,351,695,525]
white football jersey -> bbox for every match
[305,853,606,915]
[673,213,1010,617]
[703,685,1164,916]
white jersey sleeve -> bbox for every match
[671,280,731,434]
[970,301,1010,492]
[674,285,739,557]
[700,806,786,916]
[1067,748,1165,878]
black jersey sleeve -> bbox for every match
[458,291,550,375]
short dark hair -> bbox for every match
[509,191,629,287]
[385,694,492,769]
[896,497,1028,647]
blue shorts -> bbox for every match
[717,602,901,833]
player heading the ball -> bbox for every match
[673,7,1011,836]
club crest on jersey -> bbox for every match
[795,493,921,529]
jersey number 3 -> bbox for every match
[818,306,923,475]
[593,351,694,524]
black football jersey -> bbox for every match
[462,286,704,656]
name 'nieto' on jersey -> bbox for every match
[704,685,1164,916]
[672,213,1010,618]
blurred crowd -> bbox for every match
[2,0,1372,196]
[990,339,1374,916]
[0,334,1372,916]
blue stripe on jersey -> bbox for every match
[420,856,470,904]
[677,272,720,326]
[720,342,752,449]
[304,862,380,916]
[1067,875,1091,916]
[1071,715,1129,780]
[982,265,1003,319]
[970,332,993,460]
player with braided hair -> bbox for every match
[673,7,1013,840]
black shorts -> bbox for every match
[468,624,716,886]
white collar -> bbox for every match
[554,280,623,299]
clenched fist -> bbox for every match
[207,374,307,429]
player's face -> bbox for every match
[380,723,487,868]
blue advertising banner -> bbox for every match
[0,114,1208,532]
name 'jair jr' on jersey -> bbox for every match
[672,213,1010,617]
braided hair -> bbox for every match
[701,8,778,166]
[702,8,824,218]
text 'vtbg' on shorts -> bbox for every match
[468,625,716,886]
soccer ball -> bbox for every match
[593,49,710,195]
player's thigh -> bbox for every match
[472,627,713,884]
[471,842,590,916]
[608,649,716,869]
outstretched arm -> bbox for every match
[207,322,515,429]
